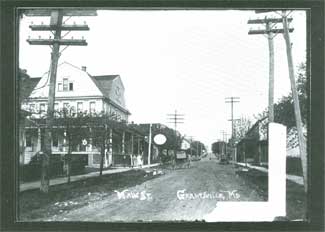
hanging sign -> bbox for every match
[153,133,167,145]
[82,139,88,146]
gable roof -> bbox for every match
[19,74,41,100]
[90,75,119,99]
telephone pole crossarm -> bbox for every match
[248,28,294,35]
[25,9,95,193]
[29,24,90,31]
[27,39,88,46]
[225,97,240,139]
[248,17,292,24]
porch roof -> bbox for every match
[24,116,146,136]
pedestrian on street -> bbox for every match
[137,154,142,168]
[132,154,136,168]
[123,155,126,167]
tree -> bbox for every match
[233,117,253,143]
[211,141,227,155]
[252,63,307,134]
[190,141,205,156]
[56,106,88,183]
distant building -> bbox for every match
[235,117,268,165]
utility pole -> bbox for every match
[26,9,95,193]
[148,123,152,165]
[248,16,293,122]
[225,97,240,139]
[220,130,230,156]
[167,110,184,156]
[281,10,307,192]
[252,10,307,192]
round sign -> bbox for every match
[82,139,88,146]
[153,134,167,145]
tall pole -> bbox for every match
[148,123,152,165]
[167,110,185,157]
[41,10,63,193]
[282,11,307,192]
[266,21,275,122]
[26,9,94,193]
[225,97,240,139]
[248,16,294,122]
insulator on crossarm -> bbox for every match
[41,21,44,25]
[38,35,41,39]
[73,21,76,25]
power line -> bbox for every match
[225,97,240,139]
[248,16,294,123]
[251,10,307,193]
[26,9,96,193]
[167,110,185,154]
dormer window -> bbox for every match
[58,77,73,92]
[63,78,68,91]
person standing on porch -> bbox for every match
[137,153,143,168]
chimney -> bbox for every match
[81,66,87,72]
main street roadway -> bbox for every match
[47,156,265,222]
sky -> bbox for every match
[19,10,306,150]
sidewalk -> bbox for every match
[236,162,303,186]
[19,163,160,192]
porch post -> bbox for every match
[63,129,68,173]
[37,127,42,152]
[104,124,108,168]
[122,131,125,154]
[130,134,134,167]
[131,134,134,154]
[88,127,93,167]
[108,128,113,165]
[20,126,26,164]
[137,137,140,155]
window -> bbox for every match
[29,104,35,112]
[26,131,32,147]
[52,132,58,147]
[58,83,62,91]
[40,103,46,113]
[70,106,76,114]
[69,82,73,91]
[77,102,83,113]
[89,102,96,113]
[54,103,59,116]
[63,78,68,91]
[54,103,59,111]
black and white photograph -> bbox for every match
[17,8,308,222]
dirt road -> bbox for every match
[43,158,264,222]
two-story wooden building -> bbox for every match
[20,62,145,168]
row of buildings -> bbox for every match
[20,62,150,168]
[234,116,303,166]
